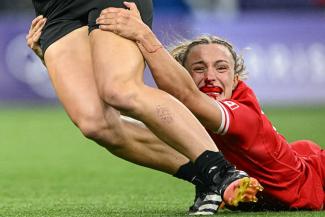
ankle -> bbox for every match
[193,150,235,187]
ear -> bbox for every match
[232,74,239,90]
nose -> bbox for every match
[204,68,216,84]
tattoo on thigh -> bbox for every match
[156,105,173,124]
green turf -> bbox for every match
[0,106,324,217]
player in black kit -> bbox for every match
[29,1,262,213]
[32,0,153,52]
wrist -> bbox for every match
[136,25,151,42]
[137,29,163,53]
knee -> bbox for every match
[69,105,106,139]
[76,112,107,141]
[79,116,128,151]
[99,83,141,114]
[73,108,128,150]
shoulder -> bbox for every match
[215,96,262,136]
[232,81,261,114]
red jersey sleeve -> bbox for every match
[213,99,261,148]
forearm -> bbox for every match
[135,31,222,131]
[136,30,199,102]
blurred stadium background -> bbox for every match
[0,0,325,105]
[0,1,324,216]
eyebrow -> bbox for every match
[191,60,229,66]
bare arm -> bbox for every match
[137,34,223,132]
[97,3,223,132]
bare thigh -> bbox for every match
[41,28,190,174]
[89,30,145,111]
[43,27,121,142]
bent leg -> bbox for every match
[119,116,189,174]
[291,140,325,186]
[290,140,322,156]
[43,26,188,174]
[44,27,122,145]
[90,30,218,161]
[272,140,325,210]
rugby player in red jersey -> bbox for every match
[95,3,324,211]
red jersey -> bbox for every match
[209,81,324,210]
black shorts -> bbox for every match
[32,0,153,53]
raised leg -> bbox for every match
[43,26,189,174]
[90,30,219,161]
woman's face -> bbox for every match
[185,43,238,100]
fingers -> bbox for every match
[123,1,136,9]
[96,4,145,40]
[29,15,43,32]
[98,23,115,32]
[100,2,140,17]
[96,10,130,30]
[98,3,140,29]
[28,16,46,37]
[123,1,140,15]
[100,7,124,15]
[96,13,119,25]
[32,31,42,43]
[27,16,46,41]
[26,16,46,53]
[34,17,47,36]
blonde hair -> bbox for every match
[170,35,248,80]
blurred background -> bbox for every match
[0,0,325,105]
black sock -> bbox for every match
[173,161,196,182]
[174,161,207,190]
[193,150,234,187]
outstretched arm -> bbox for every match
[97,2,223,132]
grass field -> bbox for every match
[0,105,324,217]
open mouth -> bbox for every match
[199,86,223,99]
